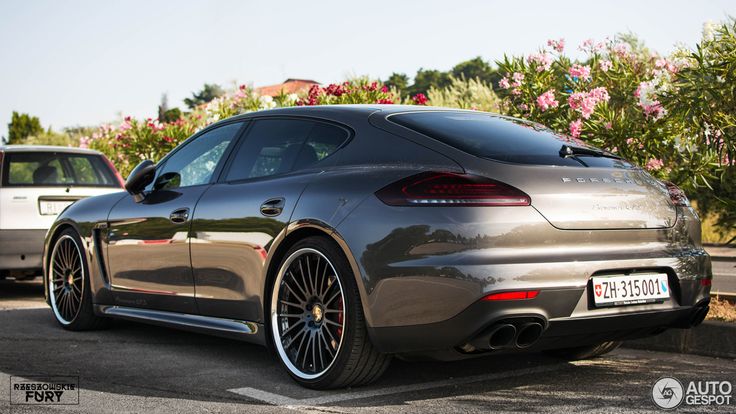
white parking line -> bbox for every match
[228,362,568,407]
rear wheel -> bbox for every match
[546,341,622,360]
[269,236,390,389]
[48,228,108,330]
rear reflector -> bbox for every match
[375,172,531,207]
[700,279,712,287]
[482,290,540,301]
[662,181,690,207]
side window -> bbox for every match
[155,122,243,189]
[225,119,348,182]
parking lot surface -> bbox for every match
[1,280,734,413]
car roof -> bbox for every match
[0,145,103,155]
[225,104,480,121]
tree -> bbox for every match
[158,93,182,122]
[408,69,450,96]
[384,73,409,94]
[6,111,43,144]
[451,57,494,83]
[183,83,225,109]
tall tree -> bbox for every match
[6,111,43,145]
[183,83,225,109]
[451,57,494,83]
[408,69,450,96]
[384,72,410,94]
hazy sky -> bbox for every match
[1,0,734,139]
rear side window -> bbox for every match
[1,152,118,187]
[390,112,632,168]
[225,119,349,181]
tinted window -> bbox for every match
[156,122,243,189]
[225,119,348,181]
[2,152,118,187]
[390,112,632,168]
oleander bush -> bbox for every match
[79,20,735,236]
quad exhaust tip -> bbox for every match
[515,322,544,348]
[487,324,517,350]
[465,318,546,353]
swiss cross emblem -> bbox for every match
[594,284,602,297]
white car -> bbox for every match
[0,145,124,280]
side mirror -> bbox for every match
[125,160,156,202]
[153,172,181,191]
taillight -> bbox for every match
[375,172,531,207]
[662,181,690,207]
[482,290,540,301]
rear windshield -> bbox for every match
[389,112,632,168]
[1,152,119,187]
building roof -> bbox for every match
[256,79,319,97]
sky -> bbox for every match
[1,0,734,139]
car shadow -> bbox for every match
[0,306,691,410]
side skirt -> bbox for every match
[94,305,266,346]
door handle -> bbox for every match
[169,208,190,224]
[260,198,285,217]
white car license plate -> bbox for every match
[39,200,74,216]
[591,273,670,307]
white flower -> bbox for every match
[702,20,716,41]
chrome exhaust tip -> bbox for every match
[488,324,517,350]
[515,322,544,348]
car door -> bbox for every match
[190,118,350,322]
[106,121,246,313]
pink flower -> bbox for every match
[518,103,529,111]
[613,42,631,59]
[78,136,91,149]
[604,122,613,130]
[599,60,613,72]
[511,88,522,96]
[568,64,591,81]
[512,72,524,87]
[376,98,394,104]
[527,52,552,72]
[569,119,583,138]
[536,89,559,112]
[626,138,635,145]
[547,38,565,53]
[411,93,428,105]
[498,77,510,89]
[645,159,664,171]
[588,87,610,102]
[579,38,605,53]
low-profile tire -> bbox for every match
[268,236,391,389]
[47,228,108,331]
[546,341,622,360]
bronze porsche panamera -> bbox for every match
[43,105,712,388]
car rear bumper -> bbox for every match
[0,229,46,271]
[367,283,711,356]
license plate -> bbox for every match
[39,200,74,216]
[591,273,670,307]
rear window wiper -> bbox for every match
[559,144,621,159]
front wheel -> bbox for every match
[269,236,390,389]
[47,228,108,330]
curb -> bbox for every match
[624,321,736,359]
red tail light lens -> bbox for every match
[662,181,690,207]
[482,290,540,301]
[375,172,531,207]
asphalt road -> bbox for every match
[1,280,735,413]
[712,259,736,295]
